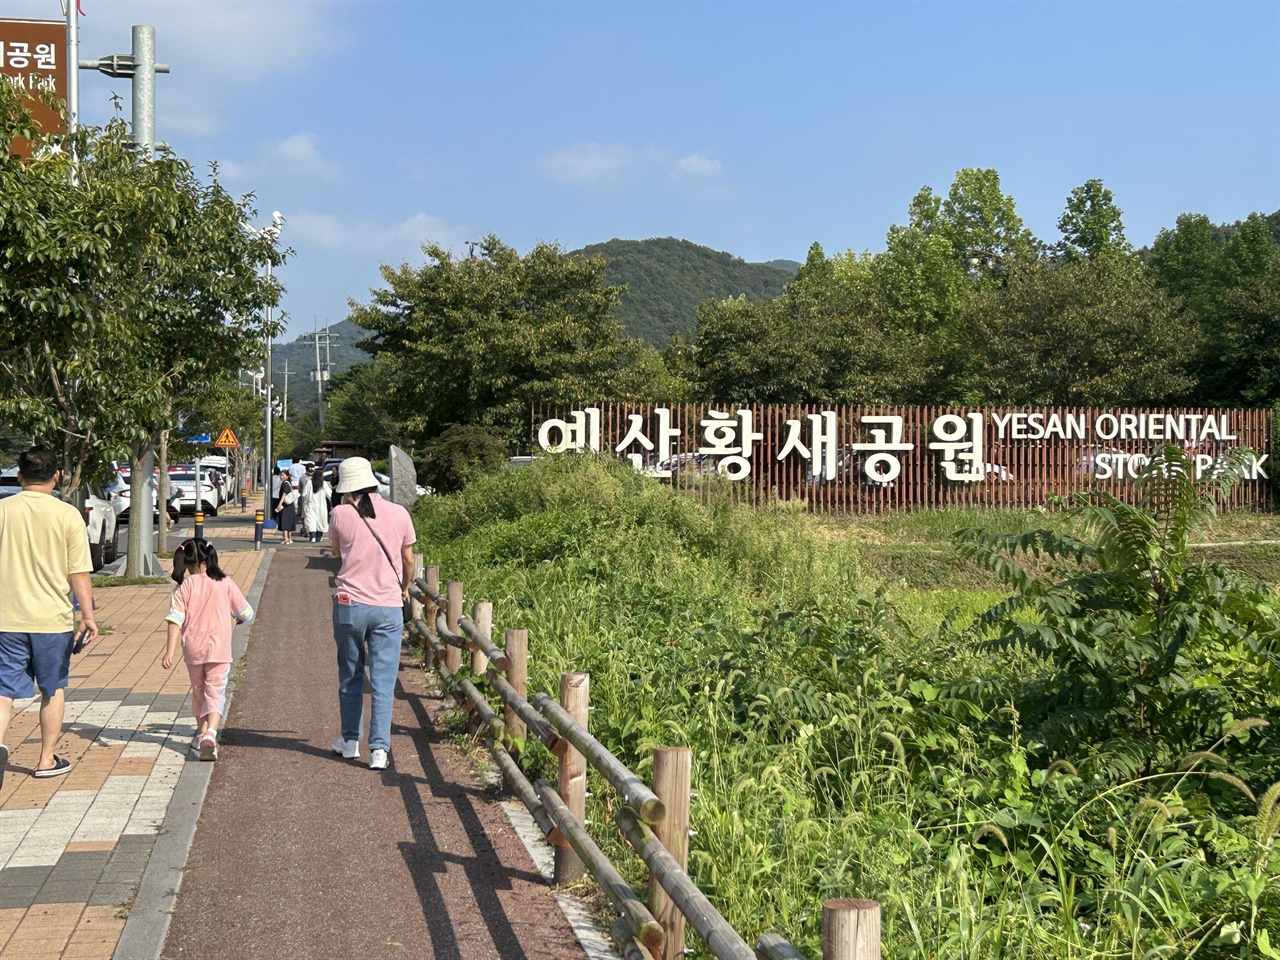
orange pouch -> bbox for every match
[336,592,352,605]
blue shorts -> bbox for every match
[0,631,75,699]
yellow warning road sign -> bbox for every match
[214,428,240,448]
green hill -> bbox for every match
[574,238,798,347]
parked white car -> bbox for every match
[83,484,120,572]
[114,469,182,524]
[167,470,220,515]
[0,467,118,571]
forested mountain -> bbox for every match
[273,319,369,413]
[573,238,798,346]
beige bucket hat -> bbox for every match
[334,456,378,494]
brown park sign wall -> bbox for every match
[533,404,1274,512]
[0,18,66,157]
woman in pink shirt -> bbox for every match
[162,539,254,761]
[327,458,416,771]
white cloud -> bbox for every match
[538,143,639,186]
[675,154,722,176]
[221,133,342,184]
[539,142,723,187]
[287,210,473,264]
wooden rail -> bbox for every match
[409,570,881,960]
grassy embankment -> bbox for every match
[413,455,1280,960]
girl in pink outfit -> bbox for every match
[162,539,254,761]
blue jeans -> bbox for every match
[333,599,403,751]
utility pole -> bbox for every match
[313,320,323,431]
[306,322,339,432]
[282,360,290,422]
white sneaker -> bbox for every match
[199,732,218,762]
[369,748,388,771]
[331,735,360,760]
[189,734,201,753]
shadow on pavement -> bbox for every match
[389,679,536,960]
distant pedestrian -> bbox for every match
[270,466,282,513]
[275,469,298,545]
[162,539,253,761]
[328,457,416,771]
[303,466,331,543]
[0,446,98,786]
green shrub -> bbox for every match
[419,424,509,493]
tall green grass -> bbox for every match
[414,454,1279,959]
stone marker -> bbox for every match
[388,444,419,508]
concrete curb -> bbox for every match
[112,549,275,960]
[500,797,621,960]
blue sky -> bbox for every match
[9,0,1280,340]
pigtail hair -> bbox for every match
[172,538,225,582]
[171,545,190,585]
[202,541,226,581]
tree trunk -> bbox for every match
[124,441,155,578]
[60,430,82,506]
[158,428,171,554]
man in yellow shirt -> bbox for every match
[0,447,98,787]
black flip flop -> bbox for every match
[32,756,71,778]
[0,745,8,791]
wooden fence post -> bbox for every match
[504,628,528,751]
[472,601,492,674]
[446,581,463,675]
[650,747,691,960]
[822,899,880,960]
[554,671,589,886]
[425,565,440,626]
[410,553,424,621]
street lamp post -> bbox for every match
[252,213,284,534]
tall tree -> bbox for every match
[1056,178,1130,261]
[0,82,284,573]
[348,235,632,444]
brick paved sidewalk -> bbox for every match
[0,551,266,960]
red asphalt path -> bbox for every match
[162,545,587,960]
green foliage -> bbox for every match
[575,237,796,348]
[414,455,1279,959]
[1150,211,1280,404]
[322,359,411,455]
[348,235,633,445]
[957,252,1199,405]
[419,424,509,494]
[957,445,1280,780]
[694,243,929,403]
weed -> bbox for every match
[413,452,1280,959]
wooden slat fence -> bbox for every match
[407,572,878,960]
[533,404,1274,513]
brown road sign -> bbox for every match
[214,429,240,448]
[0,19,67,157]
